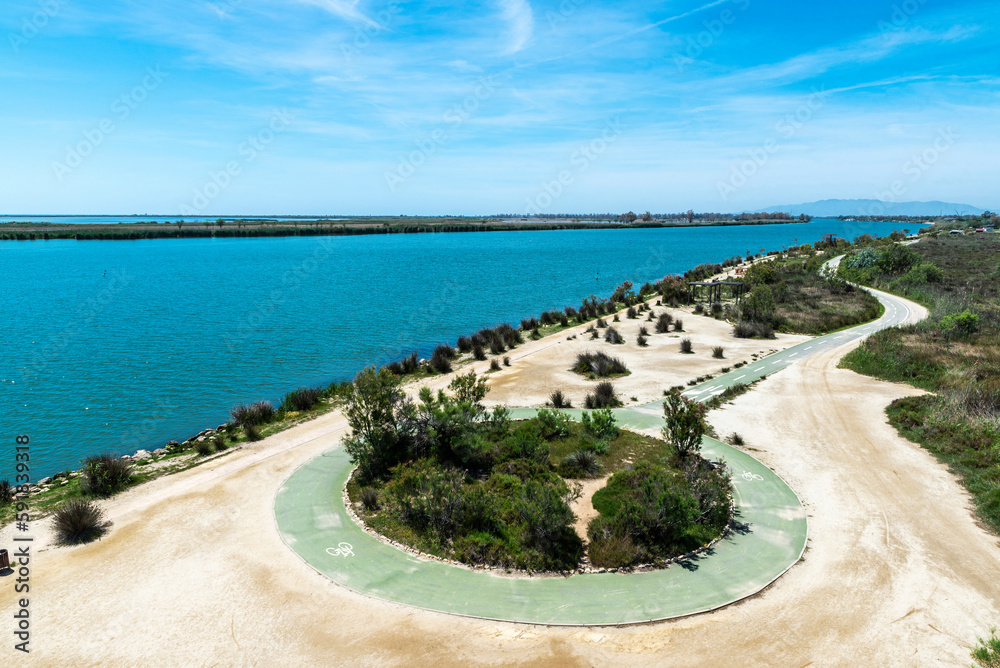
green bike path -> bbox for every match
[274,430,807,625]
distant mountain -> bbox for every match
[751,199,984,217]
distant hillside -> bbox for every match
[753,199,983,217]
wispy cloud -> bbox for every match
[498,0,534,55]
[295,0,380,27]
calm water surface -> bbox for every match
[0,220,913,477]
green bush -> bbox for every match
[662,390,707,458]
[939,309,979,340]
[81,453,134,497]
[581,408,618,440]
[280,386,324,412]
[560,450,601,478]
[535,408,571,439]
[971,627,1000,667]
[0,479,13,506]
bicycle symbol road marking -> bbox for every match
[741,471,764,481]
[326,542,355,558]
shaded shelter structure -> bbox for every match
[687,281,747,303]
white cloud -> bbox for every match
[498,0,534,55]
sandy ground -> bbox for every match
[568,476,610,542]
[486,302,809,408]
[4,293,1000,666]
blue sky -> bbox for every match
[1,0,996,215]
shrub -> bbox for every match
[342,367,412,483]
[53,499,109,544]
[81,453,134,497]
[585,382,621,409]
[694,303,704,314]
[456,336,473,353]
[711,301,723,316]
[360,487,379,511]
[587,532,641,569]
[662,390,707,458]
[680,338,693,354]
[530,328,542,340]
[434,343,457,360]
[655,313,673,333]
[503,356,511,366]
[560,450,601,478]
[613,314,620,322]
[582,407,619,439]
[213,433,229,451]
[939,309,979,340]
[589,329,599,339]
[604,326,624,344]
[733,320,775,339]
[729,432,745,446]
[194,440,215,456]
[536,408,571,439]
[573,351,629,377]
[230,400,276,428]
[626,307,638,319]
[429,348,453,373]
[638,326,650,336]
[971,627,1000,668]
[596,318,608,328]
[245,424,262,441]
[489,358,501,371]
[489,337,506,355]
[0,479,12,506]
[550,389,572,409]
[564,306,578,320]
[281,386,323,412]
[521,317,540,331]
[712,346,724,359]
[637,334,648,347]
[472,344,487,360]
[673,318,684,332]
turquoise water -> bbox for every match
[1,219,911,478]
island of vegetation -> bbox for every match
[342,369,732,572]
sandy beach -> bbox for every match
[3,294,999,666]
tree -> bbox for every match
[620,211,638,223]
[740,285,776,323]
[640,211,652,222]
[662,390,707,458]
[343,366,413,483]
[216,219,225,228]
[687,209,695,224]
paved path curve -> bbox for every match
[274,257,918,626]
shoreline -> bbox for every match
[0,217,814,241]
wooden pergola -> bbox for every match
[687,281,747,303]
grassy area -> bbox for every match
[839,231,1000,533]
[721,250,884,337]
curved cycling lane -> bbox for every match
[274,258,920,625]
